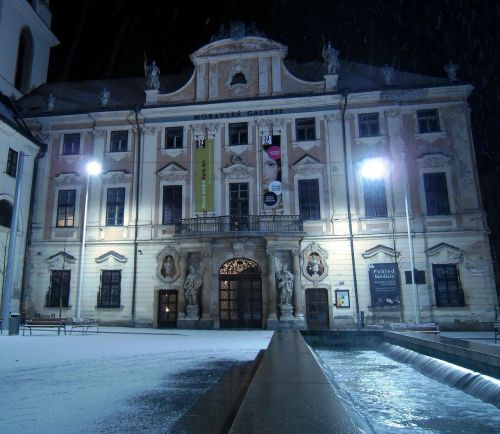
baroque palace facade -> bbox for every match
[17,23,498,329]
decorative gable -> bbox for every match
[426,243,463,263]
[290,154,324,176]
[362,244,400,262]
[95,251,127,264]
[158,163,189,182]
[46,251,76,270]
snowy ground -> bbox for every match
[0,328,273,434]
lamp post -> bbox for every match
[76,160,102,319]
[360,155,421,324]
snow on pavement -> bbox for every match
[0,329,272,434]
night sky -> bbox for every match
[48,0,500,264]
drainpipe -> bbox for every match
[340,90,361,330]
[131,106,142,326]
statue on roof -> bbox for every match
[46,93,55,112]
[322,41,340,75]
[144,60,160,90]
[382,64,395,85]
[99,88,110,106]
[444,61,459,82]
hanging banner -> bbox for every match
[195,138,214,212]
[262,135,283,210]
[368,263,401,307]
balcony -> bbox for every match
[175,215,304,235]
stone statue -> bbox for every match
[47,93,55,112]
[322,41,340,75]
[184,265,202,306]
[277,262,294,306]
[161,255,176,279]
[99,88,110,106]
[144,60,160,90]
[444,61,459,82]
[382,64,395,85]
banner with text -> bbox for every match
[194,138,214,212]
[262,135,283,210]
[368,262,401,307]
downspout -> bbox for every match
[340,90,361,330]
[131,106,142,326]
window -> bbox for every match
[0,199,13,227]
[296,118,316,141]
[6,148,18,177]
[230,183,249,215]
[110,130,128,152]
[106,188,125,226]
[358,113,380,137]
[298,179,320,220]
[62,133,80,155]
[363,178,387,217]
[229,123,248,146]
[424,172,450,215]
[56,190,76,227]
[98,270,121,308]
[231,72,247,85]
[46,270,70,307]
[432,264,464,306]
[162,185,182,225]
[417,109,440,133]
[165,127,183,149]
[15,27,33,94]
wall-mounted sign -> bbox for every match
[262,135,282,210]
[368,263,401,307]
[335,290,350,308]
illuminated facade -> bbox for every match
[18,24,498,329]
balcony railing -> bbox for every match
[175,215,303,235]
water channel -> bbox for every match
[313,343,500,433]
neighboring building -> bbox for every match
[0,0,55,325]
[17,23,498,329]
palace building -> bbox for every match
[17,22,498,329]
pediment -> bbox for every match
[53,172,81,187]
[290,154,324,175]
[416,152,452,168]
[46,251,76,270]
[191,36,287,61]
[222,156,255,178]
[95,251,127,264]
[158,162,189,180]
[102,170,132,184]
[362,244,400,259]
[426,243,463,263]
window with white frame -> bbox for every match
[97,270,121,308]
[295,118,316,141]
[229,123,248,146]
[62,133,80,155]
[110,130,128,152]
[6,148,18,177]
[432,264,464,306]
[298,179,320,220]
[162,185,182,225]
[165,127,184,149]
[363,178,387,218]
[106,188,125,226]
[423,172,450,215]
[46,270,70,307]
[417,109,440,133]
[358,113,380,137]
[56,189,76,227]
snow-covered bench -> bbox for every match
[390,322,440,335]
[69,318,99,335]
[22,319,66,335]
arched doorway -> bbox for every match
[219,258,262,328]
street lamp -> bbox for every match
[360,154,421,324]
[76,160,102,319]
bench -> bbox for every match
[390,322,440,335]
[69,318,99,335]
[22,319,66,335]
[495,323,500,344]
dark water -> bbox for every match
[314,345,500,434]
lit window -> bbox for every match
[296,118,316,141]
[229,123,248,146]
[165,127,183,149]
[56,189,76,227]
[358,113,380,137]
[110,130,128,152]
[417,109,440,133]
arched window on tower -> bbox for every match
[0,200,13,228]
[15,27,34,94]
